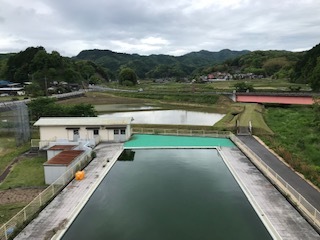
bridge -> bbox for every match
[235,92,318,105]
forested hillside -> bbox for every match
[74,49,249,79]
[1,44,320,91]
[291,43,320,90]
[0,47,109,85]
[216,50,302,78]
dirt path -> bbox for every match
[0,188,45,205]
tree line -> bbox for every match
[1,44,320,90]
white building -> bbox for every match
[33,117,133,184]
[34,117,133,148]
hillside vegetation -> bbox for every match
[0,47,109,87]
[291,43,320,90]
[74,49,249,79]
[263,105,320,187]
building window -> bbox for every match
[114,129,119,135]
[121,129,126,135]
[93,129,99,135]
[73,129,79,135]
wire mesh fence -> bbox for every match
[132,127,230,138]
[0,152,92,240]
[0,102,30,146]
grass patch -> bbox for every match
[238,103,273,135]
[0,138,30,176]
[0,156,46,190]
[0,202,26,225]
[114,91,220,105]
[213,103,273,134]
[261,106,320,187]
[213,105,243,132]
[58,91,148,105]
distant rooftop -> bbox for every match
[0,80,13,86]
[34,117,133,127]
[45,150,84,165]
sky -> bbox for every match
[0,0,320,57]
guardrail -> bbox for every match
[132,128,230,138]
[229,134,320,231]
[0,151,93,240]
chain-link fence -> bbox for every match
[0,150,92,240]
[0,102,30,146]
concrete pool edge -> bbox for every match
[53,146,123,240]
[217,148,281,240]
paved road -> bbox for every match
[238,135,320,211]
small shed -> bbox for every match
[43,150,85,184]
[46,144,77,160]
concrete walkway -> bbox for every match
[238,135,320,211]
[219,146,320,239]
[15,143,123,240]
[12,137,320,239]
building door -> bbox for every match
[114,128,126,142]
[73,129,80,141]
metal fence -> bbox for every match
[229,134,320,231]
[132,127,230,138]
[0,102,30,146]
[0,151,92,240]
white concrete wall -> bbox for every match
[39,124,131,143]
[40,127,66,141]
[44,165,67,184]
[126,125,131,140]
[47,150,63,160]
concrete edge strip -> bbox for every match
[123,146,217,149]
[217,148,282,240]
[52,149,123,240]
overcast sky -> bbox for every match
[1,0,320,57]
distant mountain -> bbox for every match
[74,49,250,79]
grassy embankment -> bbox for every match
[262,106,320,188]
[107,78,310,92]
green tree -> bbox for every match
[25,83,44,97]
[310,57,320,91]
[233,82,254,92]
[119,67,137,85]
[29,98,97,120]
[28,98,61,120]
[66,103,97,117]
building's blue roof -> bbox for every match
[0,80,13,86]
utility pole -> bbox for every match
[45,76,48,96]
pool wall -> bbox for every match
[54,146,122,240]
[217,148,281,239]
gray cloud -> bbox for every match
[0,0,319,56]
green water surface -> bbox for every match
[62,149,271,240]
[124,134,235,148]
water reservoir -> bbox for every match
[62,148,271,240]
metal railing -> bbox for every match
[0,151,92,240]
[229,134,320,231]
[132,127,230,138]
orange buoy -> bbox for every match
[75,170,85,180]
